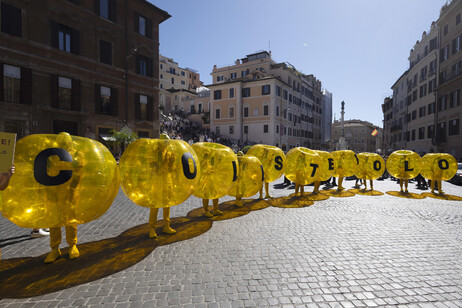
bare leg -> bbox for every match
[405,179,409,193]
[399,179,404,192]
[437,180,444,194]
[235,196,243,207]
[259,186,263,199]
[370,180,373,190]
[363,178,367,190]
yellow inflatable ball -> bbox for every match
[191,142,238,200]
[420,153,457,181]
[331,150,359,178]
[0,132,119,229]
[228,155,264,199]
[356,152,385,180]
[119,137,200,208]
[285,147,321,185]
[314,150,336,181]
[386,150,421,179]
[246,144,285,182]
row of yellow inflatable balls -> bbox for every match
[0,132,458,230]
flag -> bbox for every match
[371,129,378,136]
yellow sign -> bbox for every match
[0,132,16,173]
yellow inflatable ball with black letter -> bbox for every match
[313,150,336,193]
[356,152,385,180]
[119,133,200,238]
[0,132,119,263]
[285,147,321,185]
[228,154,264,206]
[192,142,238,200]
[386,150,421,180]
[420,153,457,181]
[247,144,285,198]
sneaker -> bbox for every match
[30,229,49,238]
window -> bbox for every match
[229,126,234,134]
[96,0,116,22]
[198,103,202,113]
[411,129,416,141]
[99,39,112,65]
[444,24,448,36]
[276,106,279,117]
[429,59,437,75]
[2,64,20,103]
[437,122,446,141]
[138,95,148,120]
[215,108,220,119]
[428,78,436,93]
[428,125,435,138]
[136,54,153,77]
[229,107,234,118]
[96,85,117,116]
[58,77,72,110]
[453,36,461,54]
[244,107,249,117]
[428,102,435,114]
[51,21,79,54]
[419,106,426,117]
[244,126,248,134]
[216,126,220,135]
[441,45,449,62]
[412,110,416,120]
[449,119,460,136]
[457,13,461,25]
[217,76,223,82]
[181,80,185,85]
[276,86,281,97]
[419,127,425,140]
[181,71,185,76]
[214,90,222,100]
[230,72,237,79]
[419,84,427,97]
[1,2,21,37]
[134,13,152,38]
[263,105,269,115]
[242,88,250,97]
[450,90,460,108]
[264,125,268,133]
[438,95,448,111]
[229,88,234,98]
[171,78,174,84]
[276,125,279,134]
[412,90,417,102]
[262,85,270,95]
[283,90,288,100]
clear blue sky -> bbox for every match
[150,0,447,127]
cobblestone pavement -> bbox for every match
[1,177,462,307]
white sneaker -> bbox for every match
[30,229,49,238]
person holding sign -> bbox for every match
[0,165,14,191]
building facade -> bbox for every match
[321,89,332,146]
[159,54,202,113]
[331,119,382,153]
[208,51,324,150]
[0,0,169,147]
[384,0,462,160]
[405,23,439,155]
[436,0,462,159]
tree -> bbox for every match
[111,126,138,153]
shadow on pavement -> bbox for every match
[0,217,212,299]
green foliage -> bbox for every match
[110,126,138,152]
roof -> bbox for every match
[136,0,171,23]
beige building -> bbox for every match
[332,119,382,153]
[405,22,439,155]
[435,0,462,159]
[385,0,462,160]
[159,55,202,113]
[207,51,324,150]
